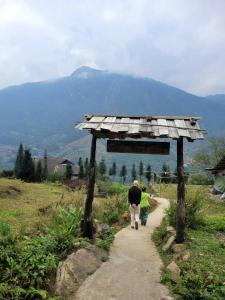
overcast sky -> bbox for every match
[0,0,225,95]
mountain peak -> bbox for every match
[70,66,104,79]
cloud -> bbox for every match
[0,0,225,95]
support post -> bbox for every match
[82,133,97,239]
[176,138,185,243]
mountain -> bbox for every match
[0,66,224,168]
[206,94,225,106]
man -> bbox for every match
[128,180,142,230]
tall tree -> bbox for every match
[84,157,89,178]
[21,149,35,182]
[120,165,127,184]
[145,164,152,184]
[65,163,73,179]
[14,143,24,179]
[78,157,84,178]
[139,160,143,180]
[43,149,48,180]
[131,163,137,181]
[112,161,117,177]
[35,160,42,182]
[98,158,107,178]
[161,162,171,183]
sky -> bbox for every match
[0,0,225,96]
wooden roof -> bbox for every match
[206,155,225,173]
[76,114,205,141]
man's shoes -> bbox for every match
[135,221,138,230]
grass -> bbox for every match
[152,183,225,299]
[0,178,86,234]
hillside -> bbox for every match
[0,66,224,168]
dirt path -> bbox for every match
[74,197,172,300]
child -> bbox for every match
[140,187,151,226]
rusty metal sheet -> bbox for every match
[107,140,170,155]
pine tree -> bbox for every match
[43,149,48,180]
[21,149,35,182]
[78,157,84,178]
[35,160,42,182]
[131,163,137,181]
[139,160,143,180]
[98,158,107,178]
[65,163,73,179]
[84,157,89,178]
[145,164,152,184]
[161,162,171,183]
[112,161,117,177]
[14,143,24,179]
[120,165,127,184]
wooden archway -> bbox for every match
[76,115,205,242]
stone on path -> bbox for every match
[167,261,181,283]
[162,236,176,252]
[74,197,172,300]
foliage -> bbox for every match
[139,161,143,180]
[42,149,48,180]
[84,157,89,178]
[0,169,14,178]
[14,144,24,179]
[96,229,116,252]
[166,188,205,229]
[109,161,117,177]
[120,165,127,184]
[131,163,137,181]
[98,158,107,178]
[46,172,64,183]
[35,160,43,182]
[188,173,213,185]
[160,162,171,183]
[145,164,152,183]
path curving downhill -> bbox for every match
[74,197,172,300]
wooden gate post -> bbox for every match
[176,138,185,243]
[82,133,97,239]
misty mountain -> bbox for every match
[0,66,224,168]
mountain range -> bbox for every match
[0,66,224,169]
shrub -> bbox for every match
[0,169,14,178]
[166,188,205,229]
[188,174,213,185]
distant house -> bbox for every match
[38,157,79,179]
[206,155,225,195]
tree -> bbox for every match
[139,160,143,180]
[84,157,89,178]
[14,143,24,179]
[42,149,48,180]
[145,164,152,184]
[65,163,73,179]
[35,160,42,182]
[21,149,35,182]
[98,158,107,178]
[120,165,127,184]
[78,157,84,178]
[161,162,171,183]
[109,161,117,177]
[131,163,137,181]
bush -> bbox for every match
[97,180,129,196]
[188,174,213,185]
[0,170,14,178]
[46,173,64,183]
[166,188,205,229]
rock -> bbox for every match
[96,223,112,238]
[162,236,175,252]
[55,245,107,299]
[167,261,181,282]
[166,226,176,235]
[182,251,191,261]
[172,243,186,254]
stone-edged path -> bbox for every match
[74,197,172,300]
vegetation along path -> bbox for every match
[74,197,172,300]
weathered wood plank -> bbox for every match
[167,120,179,138]
[100,117,116,131]
[107,140,170,155]
[174,119,191,138]
[157,119,169,136]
